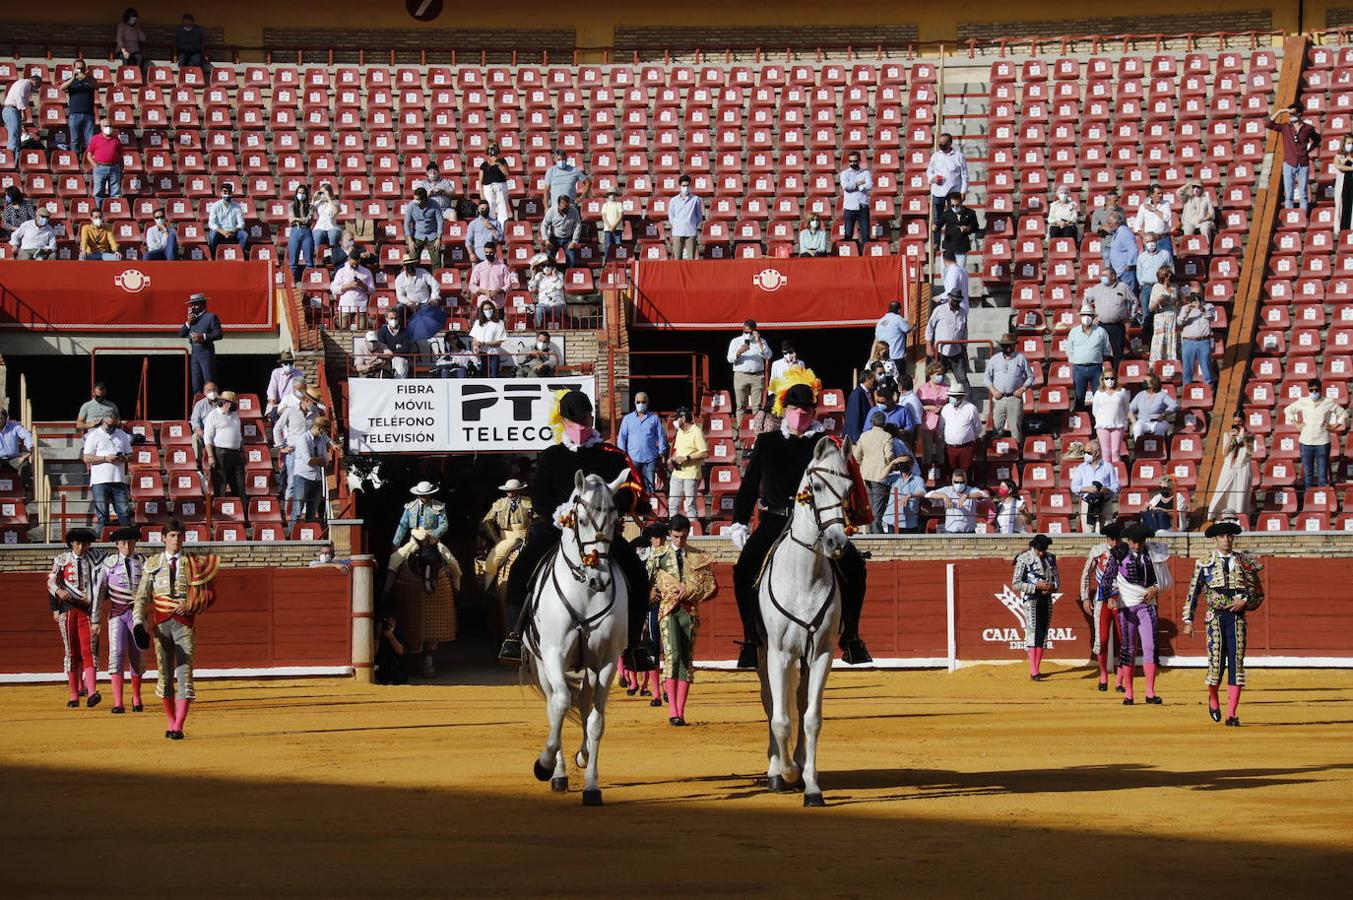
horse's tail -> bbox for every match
[518,651,589,726]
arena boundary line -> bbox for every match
[0,666,354,684]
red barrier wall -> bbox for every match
[0,567,350,675]
[0,260,274,331]
[694,557,1353,664]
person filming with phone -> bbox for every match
[81,411,133,532]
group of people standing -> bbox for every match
[1016,516,1264,725]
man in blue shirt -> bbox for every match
[1070,439,1121,531]
[866,384,919,441]
[668,175,704,259]
[844,369,878,441]
[874,300,910,371]
[463,201,503,263]
[404,187,444,268]
[0,405,34,488]
[617,392,668,495]
[206,185,248,257]
[1102,212,1140,294]
[1066,309,1113,409]
[544,149,587,208]
[883,447,927,534]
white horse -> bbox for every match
[757,436,854,808]
[521,469,628,807]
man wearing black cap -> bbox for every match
[47,527,102,708]
[1184,519,1264,725]
[179,293,222,395]
[726,380,872,668]
[93,525,146,713]
[1080,521,1125,692]
[1013,534,1060,681]
[498,389,657,671]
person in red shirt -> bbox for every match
[85,118,122,209]
[1266,100,1321,212]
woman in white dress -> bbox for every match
[1090,372,1131,463]
[1208,413,1255,519]
[469,301,507,378]
[993,477,1035,533]
[1148,267,1179,364]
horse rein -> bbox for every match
[789,462,853,550]
[546,490,619,669]
[558,492,615,585]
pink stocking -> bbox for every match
[1208,684,1220,711]
[665,679,678,717]
[161,696,176,726]
[1143,662,1158,698]
[131,674,143,706]
[173,698,191,731]
[111,673,125,708]
[675,680,690,718]
[1121,662,1134,700]
[1226,685,1242,718]
[1028,649,1038,676]
[1034,648,1044,672]
[66,671,80,702]
[82,665,98,697]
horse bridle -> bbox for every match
[559,491,615,585]
[788,461,854,550]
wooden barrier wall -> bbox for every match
[0,567,351,676]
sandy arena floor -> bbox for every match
[4,665,1352,897]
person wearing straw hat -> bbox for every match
[384,526,462,678]
[264,349,305,419]
[93,525,146,714]
[395,252,440,309]
[1184,518,1264,726]
[1013,534,1060,681]
[203,391,245,499]
[179,292,222,395]
[288,416,332,531]
[986,333,1035,444]
[480,477,534,590]
[393,481,448,547]
[527,252,566,328]
[1179,181,1215,246]
[47,526,103,708]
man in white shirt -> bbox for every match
[667,174,703,259]
[925,132,968,247]
[925,469,988,534]
[394,253,440,309]
[727,319,773,414]
[3,73,42,156]
[202,391,245,498]
[1284,378,1349,489]
[839,150,873,252]
[933,251,969,308]
[938,384,982,478]
[81,411,132,531]
[9,207,56,258]
[767,340,804,393]
[1130,184,1174,255]
[925,294,970,387]
[142,209,178,260]
[329,250,374,331]
[1071,440,1121,531]
[274,387,320,514]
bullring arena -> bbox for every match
[5,0,1353,895]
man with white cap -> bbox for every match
[354,330,387,376]
[264,349,305,419]
[938,383,981,478]
[203,391,245,498]
[527,252,566,327]
[480,477,534,588]
[393,481,448,547]
[394,253,440,309]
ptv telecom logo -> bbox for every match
[985,585,1076,649]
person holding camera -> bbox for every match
[727,320,773,415]
[1177,291,1217,388]
[81,411,132,532]
[373,610,408,685]
[180,293,223,395]
[1266,100,1320,211]
[1070,439,1119,533]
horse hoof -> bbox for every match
[551,776,569,793]
[533,759,552,782]
[582,789,603,807]
[575,750,588,768]
[803,792,826,808]
[767,775,787,793]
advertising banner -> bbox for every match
[347,376,596,453]
[631,255,907,329]
[0,260,274,331]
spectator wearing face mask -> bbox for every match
[328,227,359,271]
[478,144,511,223]
[203,391,246,498]
[1090,371,1131,463]
[540,195,582,267]
[727,320,772,414]
[544,148,588,209]
[527,253,566,327]
[86,119,123,210]
[353,330,388,377]
[1071,439,1119,532]
[1066,307,1112,409]
[395,253,440,309]
[853,411,909,532]
[181,293,222,393]
[1129,375,1179,440]
[767,340,804,394]
[189,380,218,456]
[1101,211,1139,295]
[1177,292,1217,388]
[668,175,703,260]
[1283,379,1347,489]
[926,468,988,534]
[464,200,504,263]
[264,350,305,418]
[143,208,178,261]
[82,411,133,531]
[1083,269,1134,366]
[937,192,981,267]
[865,383,918,439]
[311,182,342,249]
[618,392,668,495]
[329,248,373,331]
[874,300,910,373]
[939,384,981,478]
[9,206,56,259]
[1134,233,1173,349]
[413,163,457,213]
[926,133,968,247]
[115,8,148,71]
[1047,187,1079,240]
[79,212,119,260]
[1180,182,1216,244]
[987,333,1035,443]
[926,293,970,386]
[599,188,625,262]
[1089,189,1125,238]
[376,311,413,379]
[467,241,511,309]
[404,187,444,267]
[798,213,829,256]
[1147,268,1179,364]
[668,407,707,518]
[839,151,873,252]
[470,302,506,377]
[992,478,1034,534]
[286,185,314,281]
[62,60,97,157]
[517,330,560,378]
[2,185,36,231]
[175,14,208,70]
[207,185,248,257]
[916,361,950,471]
[1130,184,1174,255]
